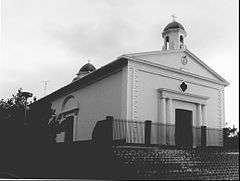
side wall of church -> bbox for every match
[51,68,126,142]
[126,60,225,146]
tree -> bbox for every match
[223,124,239,149]
[28,100,57,144]
[0,88,27,144]
[0,88,55,146]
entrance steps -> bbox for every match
[112,145,239,180]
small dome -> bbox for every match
[163,21,185,32]
[72,62,96,82]
[79,63,96,73]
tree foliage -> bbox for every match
[223,124,239,149]
[0,88,55,146]
[28,100,57,144]
[0,89,25,125]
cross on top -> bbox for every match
[171,14,177,21]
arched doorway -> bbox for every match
[61,116,74,143]
[57,96,79,143]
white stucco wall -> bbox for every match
[50,52,226,147]
[127,59,225,146]
[52,69,125,142]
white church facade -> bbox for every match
[39,20,229,147]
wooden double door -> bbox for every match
[175,109,193,147]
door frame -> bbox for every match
[56,108,79,143]
[175,108,193,147]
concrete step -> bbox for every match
[113,147,239,179]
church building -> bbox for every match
[37,20,229,147]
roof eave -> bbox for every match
[31,57,128,106]
[184,49,230,86]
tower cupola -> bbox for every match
[162,17,187,51]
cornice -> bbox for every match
[121,49,184,57]
[184,49,230,86]
[138,68,220,91]
[162,28,187,37]
[121,55,228,86]
[158,88,209,105]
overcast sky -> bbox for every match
[0,0,239,128]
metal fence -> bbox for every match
[207,127,223,146]
[113,119,145,143]
[111,118,222,147]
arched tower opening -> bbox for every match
[165,36,170,50]
[162,20,187,51]
[180,35,184,48]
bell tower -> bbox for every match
[162,16,187,51]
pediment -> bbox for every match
[123,49,229,86]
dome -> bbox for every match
[72,62,96,82]
[163,21,185,32]
[79,63,96,73]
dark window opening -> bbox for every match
[165,36,169,50]
[180,35,184,48]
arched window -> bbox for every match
[61,96,78,112]
[180,35,184,48]
[165,36,169,50]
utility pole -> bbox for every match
[42,80,49,97]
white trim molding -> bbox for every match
[121,52,229,86]
[158,88,209,105]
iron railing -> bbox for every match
[111,118,222,147]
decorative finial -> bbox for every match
[171,14,177,22]
[87,60,91,63]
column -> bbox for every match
[159,98,166,145]
[201,105,207,147]
[166,98,173,124]
[197,104,202,127]
[202,105,207,126]
[166,98,173,145]
[160,98,166,124]
[195,103,202,147]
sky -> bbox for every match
[0,0,239,128]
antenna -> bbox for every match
[42,80,49,96]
